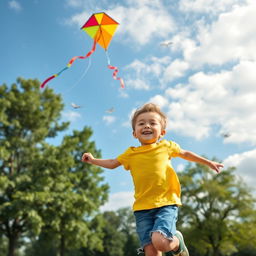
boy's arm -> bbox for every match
[177,149,224,173]
[81,152,121,169]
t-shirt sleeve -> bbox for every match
[117,148,131,170]
[168,140,181,157]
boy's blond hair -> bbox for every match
[131,103,167,131]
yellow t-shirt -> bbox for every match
[117,139,182,211]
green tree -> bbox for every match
[99,211,127,256]
[230,208,256,256]
[28,128,108,256]
[177,162,256,256]
[26,214,106,256]
[0,78,68,256]
[116,207,140,256]
[79,208,140,256]
[0,78,109,256]
[0,236,8,256]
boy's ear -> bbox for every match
[133,131,137,138]
[160,130,166,137]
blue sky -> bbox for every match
[1,0,256,211]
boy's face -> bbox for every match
[133,112,166,145]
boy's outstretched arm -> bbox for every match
[177,150,224,173]
[81,152,121,169]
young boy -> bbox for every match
[82,103,223,256]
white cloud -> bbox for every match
[66,0,176,46]
[163,59,189,82]
[119,0,256,89]
[112,1,176,45]
[148,94,169,109]
[179,0,246,15]
[164,60,256,144]
[62,110,81,122]
[124,57,170,90]
[8,0,22,12]
[65,10,90,27]
[188,1,256,66]
[170,35,197,62]
[223,149,256,191]
[103,115,116,125]
[125,78,150,90]
[100,191,134,211]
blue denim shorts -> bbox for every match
[134,205,178,249]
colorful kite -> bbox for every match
[40,12,124,89]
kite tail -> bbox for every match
[107,64,125,88]
[40,39,97,88]
[105,51,125,89]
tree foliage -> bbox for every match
[177,162,256,256]
[0,78,109,256]
[77,207,140,256]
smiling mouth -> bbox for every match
[142,131,153,135]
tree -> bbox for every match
[0,78,109,256]
[98,211,127,256]
[25,214,106,256]
[0,78,68,256]
[27,128,109,256]
[230,208,256,256]
[79,208,140,256]
[116,207,140,256]
[0,236,8,256]
[177,161,256,256]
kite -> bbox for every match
[40,12,124,89]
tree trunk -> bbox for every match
[7,234,18,256]
[60,235,65,256]
[212,246,222,256]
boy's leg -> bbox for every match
[134,208,158,254]
[144,244,162,256]
[150,205,189,255]
[134,206,189,255]
[151,231,179,252]
[152,231,189,256]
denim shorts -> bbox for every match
[134,205,178,249]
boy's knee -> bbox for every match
[144,243,162,256]
[151,231,177,252]
[151,232,167,251]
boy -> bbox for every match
[82,103,223,256]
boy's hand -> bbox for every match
[178,150,224,174]
[82,152,94,164]
[81,154,121,169]
[208,161,224,173]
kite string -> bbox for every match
[105,51,125,88]
[63,56,92,95]
[105,51,111,66]
[40,39,97,88]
